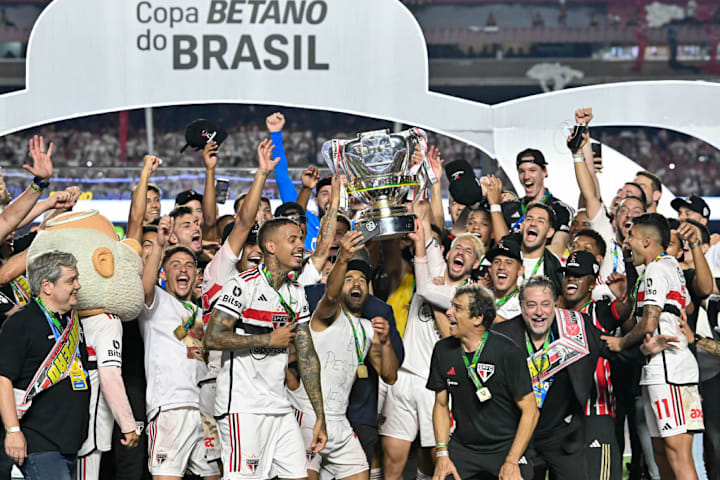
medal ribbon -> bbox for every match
[631,253,666,310]
[35,297,86,390]
[511,189,551,230]
[525,330,553,407]
[522,253,545,281]
[342,308,367,366]
[462,331,489,390]
[495,287,519,308]
[262,265,298,323]
[179,300,199,333]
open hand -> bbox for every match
[257,138,280,173]
[26,135,53,181]
[301,166,320,190]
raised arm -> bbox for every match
[142,215,172,306]
[0,136,53,241]
[127,155,160,245]
[297,166,319,211]
[367,316,399,384]
[201,141,220,242]
[294,321,328,452]
[679,222,714,298]
[226,139,280,256]
[571,108,602,220]
[313,230,363,325]
[485,175,510,241]
[426,146,445,230]
[266,112,298,203]
[309,173,340,272]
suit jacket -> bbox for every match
[304,284,405,427]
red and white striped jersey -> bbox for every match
[213,265,310,416]
[637,254,698,386]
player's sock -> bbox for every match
[370,467,383,480]
[416,469,432,480]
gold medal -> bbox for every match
[173,325,187,340]
[476,387,492,402]
[357,364,368,378]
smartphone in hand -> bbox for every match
[215,178,230,204]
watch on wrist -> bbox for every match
[695,333,705,345]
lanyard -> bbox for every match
[35,297,66,334]
[495,287,519,308]
[522,253,545,280]
[578,300,593,314]
[512,189,551,231]
[631,253,666,308]
[462,331,489,390]
[525,330,552,374]
[262,265,297,323]
[342,308,367,365]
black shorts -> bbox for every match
[448,438,532,480]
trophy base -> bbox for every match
[353,213,416,239]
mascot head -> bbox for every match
[28,210,144,321]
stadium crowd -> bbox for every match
[0,107,717,480]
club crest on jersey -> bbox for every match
[155,449,167,464]
[246,455,260,473]
[476,363,495,382]
[272,312,288,328]
[305,449,316,462]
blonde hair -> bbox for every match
[450,233,485,262]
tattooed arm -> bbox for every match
[310,174,340,272]
[203,309,296,351]
[605,304,661,352]
[294,322,328,452]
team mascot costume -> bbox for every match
[27,210,144,480]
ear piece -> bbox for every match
[92,247,115,278]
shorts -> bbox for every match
[379,369,435,447]
[75,450,101,480]
[295,409,368,479]
[218,411,307,479]
[146,407,220,477]
[642,384,705,438]
[378,380,389,418]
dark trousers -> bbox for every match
[532,428,586,480]
[448,439,532,480]
[584,415,622,480]
[19,451,76,480]
[352,424,379,467]
[702,373,720,480]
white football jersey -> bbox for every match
[637,255,698,386]
[287,310,373,417]
[213,266,310,416]
[78,313,123,456]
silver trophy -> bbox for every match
[322,127,435,238]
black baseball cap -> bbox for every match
[670,195,710,220]
[563,251,600,277]
[180,118,228,153]
[316,176,332,196]
[444,160,484,206]
[486,235,522,262]
[516,148,547,168]
[175,189,203,206]
[221,221,259,245]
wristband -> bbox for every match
[6,426,20,434]
[572,153,585,163]
[690,241,702,250]
[29,182,41,193]
[436,443,448,448]
[436,450,449,458]
[33,177,51,189]
[489,204,502,213]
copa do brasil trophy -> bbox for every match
[321,127,437,238]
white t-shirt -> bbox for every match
[287,310,373,417]
[202,241,241,381]
[522,254,545,280]
[588,208,626,280]
[496,292,521,320]
[139,287,204,418]
[637,255,698,386]
[213,266,311,416]
[78,313,123,455]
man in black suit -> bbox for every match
[305,282,404,465]
[493,276,676,479]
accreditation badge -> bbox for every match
[476,387,492,403]
[532,378,552,408]
[69,358,88,391]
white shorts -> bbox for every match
[642,384,705,438]
[378,379,389,418]
[379,369,435,447]
[295,409,368,479]
[146,407,221,477]
[218,411,307,479]
[76,450,101,480]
